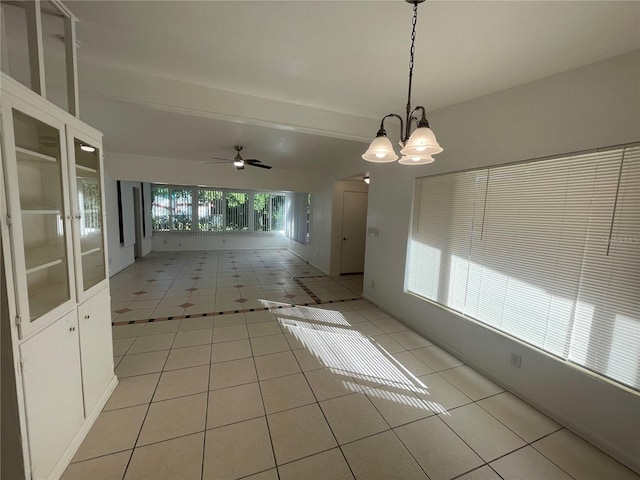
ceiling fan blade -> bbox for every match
[209,155,232,161]
[247,162,272,169]
[204,160,230,165]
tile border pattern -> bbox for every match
[112,276,361,326]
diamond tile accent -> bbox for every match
[156,270,165,272]
[235,298,249,303]
[284,294,296,299]
[114,308,131,314]
[191,276,202,280]
[235,285,245,288]
[133,291,147,295]
[187,288,199,292]
[232,275,242,278]
[275,282,285,286]
[179,303,194,309]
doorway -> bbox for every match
[340,190,368,274]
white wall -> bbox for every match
[151,233,288,252]
[305,184,333,275]
[286,238,310,264]
[363,51,640,472]
[105,152,321,194]
[105,177,153,276]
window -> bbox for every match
[151,184,285,234]
[226,192,249,231]
[170,187,192,231]
[254,192,285,232]
[197,187,224,232]
[151,185,170,231]
[407,144,640,391]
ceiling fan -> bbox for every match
[206,146,272,170]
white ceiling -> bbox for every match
[63,0,639,175]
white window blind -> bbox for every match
[285,192,311,244]
[407,145,640,391]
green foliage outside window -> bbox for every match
[151,184,285,234]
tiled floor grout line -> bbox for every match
[200,336,214,480]
[247,330,282,480]
[119,330,179,479]
[285,336,359,480]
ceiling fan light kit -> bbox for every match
[208,145,272,170]
[363,0,443,166]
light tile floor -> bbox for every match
[62,250,639,480]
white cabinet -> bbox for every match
[78,288,114,415]
[20,310,84,480]
[1,74,117,480]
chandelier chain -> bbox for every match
[409,2,418,77]
[405,2,419,142]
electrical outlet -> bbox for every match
[510,352,522,369]
[371,280,375,289]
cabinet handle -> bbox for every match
[69,326,76,332]
[66,215,73,220]
[75,214,82,220]
[85,315,90,319]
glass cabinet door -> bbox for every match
[7,107,73,327]
[68,132,106,297]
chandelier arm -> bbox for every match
[409,105,430,128]
[379,113,405,143]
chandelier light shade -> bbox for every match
[401,126,443,156]
[362,0,443,165]
[398,154,435,165]
[361,133,399,163]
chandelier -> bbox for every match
[362,0,442,165]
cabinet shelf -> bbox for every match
[26,258,63,275]
[76,164,97,173]
[22,209,62,215]
[25,245,66,274]
[16,146,57,164]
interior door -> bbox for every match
[340,191,368,274]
